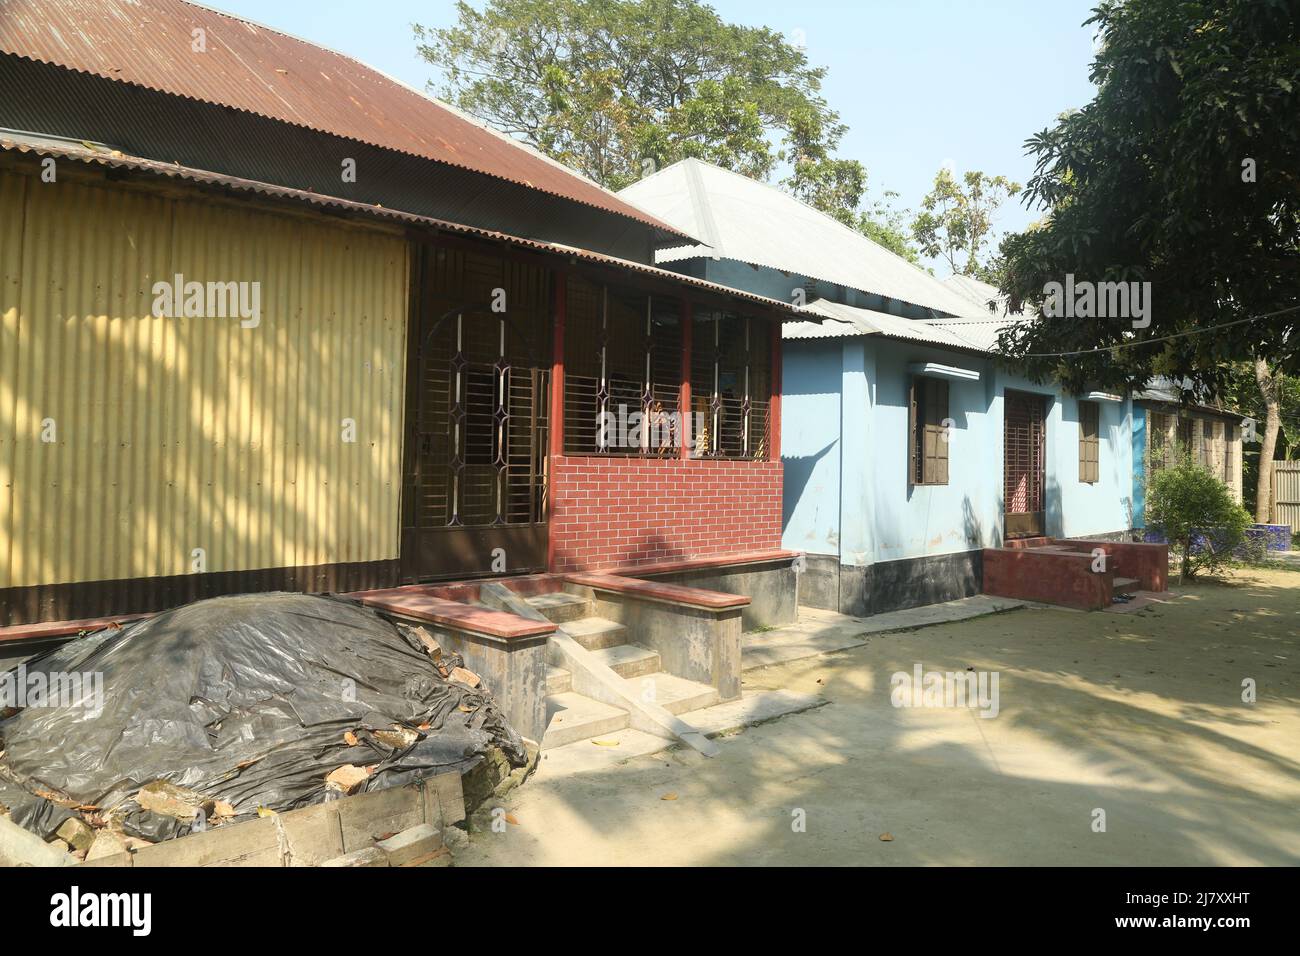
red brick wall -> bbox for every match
[549,456,783,571]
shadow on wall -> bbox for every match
[0,175,406,624]
[558,530,692,572]
[781,440,838,535]
[962,495,985,549]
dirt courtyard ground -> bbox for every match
[458,566,1300,866]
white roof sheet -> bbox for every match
[619,159,987,318]
[784,299,1022,355]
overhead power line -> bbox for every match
[1019,303,1300,358]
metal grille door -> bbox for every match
[402,245,551,580]
[1004,391,1046,536]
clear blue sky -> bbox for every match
[209,0,1100,275]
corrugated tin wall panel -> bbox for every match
[0,168,26,589]
[1273,462,1300,533]
[0,168,408,589]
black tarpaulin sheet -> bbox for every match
[0,592,526,841]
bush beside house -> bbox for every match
[1146,462,1254,579]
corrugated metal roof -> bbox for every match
[941,273,1038,320]
[784,299,1021,354]
[942,274,1003,312]
[0,134,796,314]
[0,0,687,238]
[618,158,988,318]
[924,316,1023,353]
[1135,376,1244,418]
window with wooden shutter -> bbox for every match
[1224,423,1235,482]
[909,376,949,485]
[1078,400,1100,483]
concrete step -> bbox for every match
[629,672,720,715]
[1007,536,1051,549]
[545,664,572,695]
[526,591,593,624]
[1114,576,1140,595]
[560,616,628,651]
[542,692,629,749]
[590,643,661,679]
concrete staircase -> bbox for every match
[528,590,720,749]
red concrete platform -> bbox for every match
[982,538,1169,610]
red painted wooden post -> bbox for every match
[547,274,566,570]
[680,298,693,461]
[769,313,782,461]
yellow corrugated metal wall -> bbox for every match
[0,167,408,589]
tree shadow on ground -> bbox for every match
[473,569,1300,865]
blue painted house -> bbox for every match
[1130,378,1246,531]
[622,160,1137,615]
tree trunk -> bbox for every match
[1254,358,1281,523]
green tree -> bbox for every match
[417,0,847,193]
[995,0,1300,394]
[857,189,921,265]
[1147,461,1252,580]
[910,168,1021,275]
[416,0,921,259]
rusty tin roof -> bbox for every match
[0,0,685,236]
[0,134,799,315]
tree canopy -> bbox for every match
[416,0,919,256]
[995,0,1300,394]
[911,169,1021,278]
[417,0,844,190]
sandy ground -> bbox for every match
[457,566,1300,866]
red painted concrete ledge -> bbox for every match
[564,572,751,610]
[347,587,556,640]
[615,548,802,578]
[0,613,154,645]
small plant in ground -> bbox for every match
[1147,461,1251,581]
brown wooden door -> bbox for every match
[1004,390,1047,537]
[401,244,552,581]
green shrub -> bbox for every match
[1147,461,1250,580]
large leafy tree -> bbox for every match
[418,0,845,191]
[995,0,1299,521]
[858,189,922,265]
[911,168,1021,276]
[996,0,1300,396]
[416,0,919,257]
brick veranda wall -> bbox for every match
[549,456,783,571]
